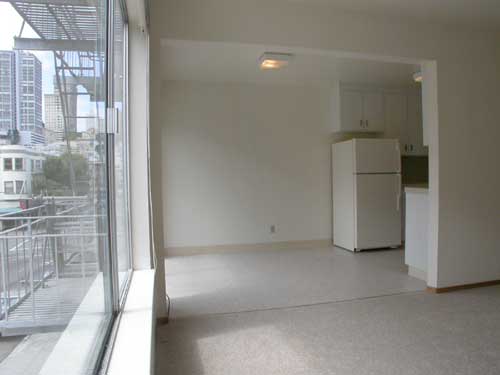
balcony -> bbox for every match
[0,197,103,336]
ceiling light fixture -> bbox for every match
[413,72,423,83]
[259,52,293,70]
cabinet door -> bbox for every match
[363,91,385,132]
[407,92,428,155]
[340,89,364,131]
[385,93,410,155]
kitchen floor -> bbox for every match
[157,246,496,374]
[157,284,500,375]
[163,247,425,318]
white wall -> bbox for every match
[150,0,500,288]
[162,81,333,248]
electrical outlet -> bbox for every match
[270,225,276,234]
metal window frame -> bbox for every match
[105,0,133,310]
[93,0,132,372]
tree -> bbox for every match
[34,152,90,196]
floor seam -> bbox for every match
[168,289,427,321]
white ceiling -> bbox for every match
[287,0,500,31]
[161,40,421,87]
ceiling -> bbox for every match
[287,0,500,31]
[161,40,421,87]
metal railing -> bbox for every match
[0,197,106,330]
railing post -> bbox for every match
[1,238,9,321]
[80,210,86,281]
[49,198,59,280]
[28,219,35,322]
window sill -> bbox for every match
[38,270,156,375]
[106,269,156,375]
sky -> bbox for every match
[0,3,95,132]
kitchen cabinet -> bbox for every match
[384,89,427,156]
[404,186,429,281]
[336,86,385,133]
[405,91,427,156]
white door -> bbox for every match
[341,89,364,131]
[355,174,402,250]
[354,139,401,174]
[363,91,385,132]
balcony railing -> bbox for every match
[0,197,106,335]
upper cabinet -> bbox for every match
[384,89,427,156]
[336,85,385,133]
[332,83,427,156]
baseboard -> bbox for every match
[165,239,332,257]
[426,279,500,294]
[408,266,427,282]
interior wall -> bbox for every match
[150,0,500,288]
[161,80,334,248]
[127,8,167,319]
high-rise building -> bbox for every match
[44,93,64,143]
[0,51,17,143]
[0,50,44,146]
[44,77,78,143]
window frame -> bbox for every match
[15,180,24,194]
[87,0,133,372]
[90,2,133,371]
[3,157,12,170]
[4,181,14,194]
[14,157,23,170]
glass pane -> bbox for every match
[0,0,113,373]
[112,0,132,295]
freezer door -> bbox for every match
[355,174,402,250]
[354,139,401,174]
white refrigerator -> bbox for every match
[332,139,402,252]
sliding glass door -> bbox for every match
[109,0,132,298]
[0,0,132,372]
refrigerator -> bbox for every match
[332,139,402,252]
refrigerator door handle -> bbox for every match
[395,142,401,172]
[396,174,402,211]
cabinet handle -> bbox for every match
[410,144,414,152]
[360,119,363,128]
[366,120,369,128]
[404,144,408,152]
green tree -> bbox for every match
[34,152,90,196]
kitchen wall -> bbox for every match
[161,80,335,249]
[150,0,500,288]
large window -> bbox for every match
[0,0,132,373]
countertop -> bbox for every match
[404,183,429,194]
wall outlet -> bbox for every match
[270,225,276,234]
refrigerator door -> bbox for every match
[354,139,401,174]
[355,173,402,250]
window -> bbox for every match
[15,180,24,194]
[0,0,132,373]
[4,181,13,194]
[111,0,132,296]
[14,157,23,170]
[3,157,12,170]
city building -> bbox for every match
[0,50,44,146]
[44,77,78,143]
[0,51,16,143]
[0,144,45,210]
